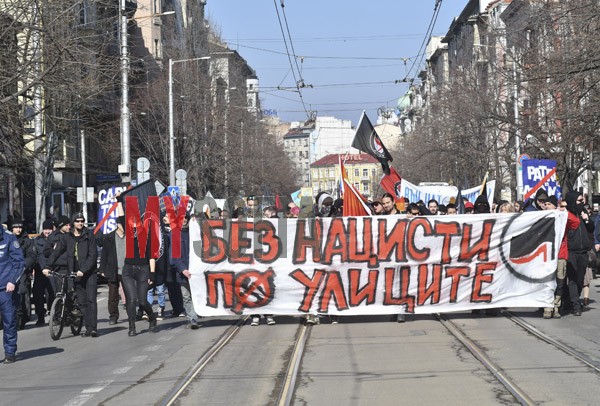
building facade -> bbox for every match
[310,153,382,199]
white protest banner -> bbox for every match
[188,211,566,316]
[400,179,496,206]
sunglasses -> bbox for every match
[73,220,85,223]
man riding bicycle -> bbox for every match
[43,214,98,337]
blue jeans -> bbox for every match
[147,283,166,308]
[0,290,18,356]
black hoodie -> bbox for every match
[565,191,594,252]
[474,194,490,214]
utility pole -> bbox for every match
[119,0,131,182]
[512,47,523,200]
[80,129,88,222]
[32,2,45,231]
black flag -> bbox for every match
[456,185,465,214]
[351,111,393,175]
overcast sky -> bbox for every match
[205,0,468,125]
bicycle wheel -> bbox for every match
[70,305,83,336]
[49,297,64,340]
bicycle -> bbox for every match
[48,271,83,340]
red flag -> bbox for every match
[275,194,283,210]
[379,166,402,201]
[340,157,372,216]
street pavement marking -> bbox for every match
[63,394,94,406]
[128,355,149,362]
[97,297,107,302]
[82,380,114,394]
[145,345,162,352]
[158,335,173,342]
[111,366,133,375]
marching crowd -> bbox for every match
[0,187,598,363]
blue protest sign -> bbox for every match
[522,159,562,200]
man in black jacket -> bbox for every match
[32,220,56,326]
[564,191,595,316]
[66,213,98,336]
[97,217,126,325]
[44,216,71,276]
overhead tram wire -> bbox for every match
[400,0,443,84]
[273,0,309,116]
[280,0,305,84]
[230,42,420,61]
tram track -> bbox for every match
[436,313,537,406]
[159,317,310,406]
[500,309,600,373]
[159,317,248,406]
[437,310,600,406]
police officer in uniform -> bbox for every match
[11,219,36,330]
[0,223,25,363]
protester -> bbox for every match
[162,214,184,318]
[32,219,55,327]
[498,201,516,213]
[115,194,159,336]
[170,215,200,330]
[564,191,594,316]
[63,213,99,337]
[315,192,334,217]
[464,201,475,214]
[543,196,580,318]
[43,215,71,278]
[97,216,126,325]
[427,199,439,215]
[370,200,384,215]
[0,224,25,364]
[381,193,399,215]
[524,188,548,212]
[446,203,457,215]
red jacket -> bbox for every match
[559,211,580,259]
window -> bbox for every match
[363,182,370,193]
[354,169,359,177]
[363,169,369,178]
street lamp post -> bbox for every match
[168,56,211,186]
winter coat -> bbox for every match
[45,230,70,269]
[560,211,580,259]
[65,228,98,276]
[16,232,36,274]
[97,230,122,282]
[169,227,190,284]
[34,235,49,271]
[0,227,25,290]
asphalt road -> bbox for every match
[2,280,600,406]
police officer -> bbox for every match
[33,219,56,326]
[0,223,25,363]
[11,219,36,330]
